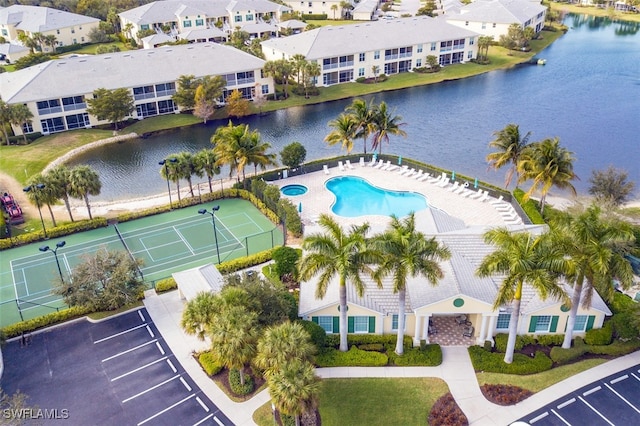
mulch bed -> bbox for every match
[274,409,321,426]
[212,368,266,401]
[428,392,468,426]
[480,384,533,406]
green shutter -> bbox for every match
[550,316,559,333]
[348,317,354,333]
[368,316,375,333]
[312,316,318,324]
[586,315,596,331]
[528,316,538,333]
[332,316,339,333]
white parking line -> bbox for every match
[557,398,576,409]
[193,414,214,426]
[146,325,155,338]
[550,409,571,425]
[138,310,146,322]
[94,323,147,343]
[529,412,549,423]
[195,396,209,412]
[604,382,640,413]
[610,374,628,384]
[578,396,615,426]
[111,356,168,382]
[632,372,640,381]
[122,375,180,403]
[583,386,601,396]
[180,377,192,392]
[155,342,165,355]
[213,416,225,426]
[102,340,157,362]
[166,359,177,373]
[136,394,195,425]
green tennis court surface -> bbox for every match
[0,199,284,328]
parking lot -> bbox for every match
[517,364,640,425]
[1,309,232,425]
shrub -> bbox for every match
[155,277,177,293]
[228,369,254,395]
[391,345,442,366]
[588,339,640,356]
[301,13,328,20]
[513,188,545,224]
[0,218,108,250]
[358,343,385,352]
[611,312,639,339]
[316,347,389,367]
[468,346,552,375]
[356,77,366,83]
[324,334,412,351]
[494,333,540,352]
[550,345,587,365]
[536,334,565,347]
[199,351,223,376]
[585,321,613,345]
[272,246,300,279]
[1,306,91,338]
[610,292,636,314]
[298,320,326,349]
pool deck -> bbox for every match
[276,162,523,235]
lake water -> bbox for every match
[67,15,640,202]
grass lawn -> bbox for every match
[253,378,449,426]
[549,2,640,23]
[57,41,131,56]
[476,358,608,393]
[124,113,203,135]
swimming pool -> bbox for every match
[281,184,308,196]
[326,176,427,217]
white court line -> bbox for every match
[156,342,165,355]
[146,325,155,338]
[173,226,196,255]
[166,359,177,373]
[102,340,157,362]
[529,412,549,423]
[583,386,601,396]
[180,377,192,392]
[21,269,29,296]
[550,409,571,426]
[138,310,146,322]
[138,238,157,263]
[111,356,168,381]
[122,375,180,403]
[193,414,214,426]
[578,396,614,426]
[195,396,209,412]
[136,394,195,425]
[557,398,575,409]
[604,382,640,413]
[94,323,147,343]
[9,260,20,304]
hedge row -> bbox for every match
[513,188,545,224]
[0,218,108,250]
[1,306,91,338]
[325,333,413,351]
[155,277,177,293]
[390,345,443,366]
[198,351,223,376]
[468,346,553,375]
[316,346,389,367]
[584,322,613,346]
[550,336,640,365]
[494,333,565,353]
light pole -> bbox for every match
[23,183,47,238]
[198,205,220,264]
[159,157,178,209]
[39,240,66,283]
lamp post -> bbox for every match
[159,157,178,209]
[39,240,66,283]
[23,183,47,238]
[198,205,220,264]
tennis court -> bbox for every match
[0,199,284,328]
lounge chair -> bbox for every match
[462,325,474,338]
[373,159,384,169]
[345,159,355,170]
[402,168,415,176]
[338,161,345,172]
[495,204,513,211]
[386,165,398,172]
[367,157,377,167]
[469,189,483,199]
[448,182,460,192]
[379,160,391,170]
[413,170,424,179]
[359,157,365,167]
[479,190,490,202]
[396,165,408,174]
[323,164,330,175]
[437,177,450,188]
[453,184,467,195]
[489,195,505,205]
[418,172,431,182]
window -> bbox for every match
[136,102,158,118]
[196,19,204,26]
[56,29,60,35]
[183,20,192,27]
[40,117,65,133]
[65,113,90,129]
[573,315,588,331]
[358,67,365,77]
[481,22,486,30]
[157,100,176,114]
[373,50,380,60]
[73,38,77,44]
[81,37,85,42]
[133,85,155,100]
[353,316,369,333]
[417,44,423,53]
[469,38,474,45]
[465,21,469,26]
[22,122,34,134]
[308,1,312,6]
[141,24,149,31]
[416,59,422,67]
[535,316,551,332]
[261,84,269,94]
[392,314,406,331]
[431,43,436,51]
[496,313,510,330]
[359,53,365,62]
[234,15,242,23]
[62,96,86,111]
[492,23,496,28]
[71,28,75,34]
[246,14,254,21]
[155,82,176,97]
[236,71,255,84]
[317,317,334,333]
[36,99,62,115]
[468,51,473,59]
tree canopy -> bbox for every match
[86,87,134,130]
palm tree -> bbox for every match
[477,35,494,62]
[26,174,58,227]
[268,359,320,426]
[209,304,258,386]
[195,149,221,193]
[373,213,451,355]
[43,34,57,53]
[370,101,407,155]
[159,153,182,202]
[9,104,33,144]
[290,53,307,85]
[254,321,316,379]
[0,100,11,144]
[181,291,220,341]
[331,4,338,19]
[298,214,382,352]
[46,165,74,222]
[324,113,359,153]
[212,121,246,183]
[303,61,321,99]
[243,130,278,180]
[477,229,567,363]
[68,165,101,220]
[175,151,198,198]
[486,123,532,189]
[346,98,375,154]
[550,206,635,349]
[518,137,578,214]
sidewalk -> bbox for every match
[144,290,639,426]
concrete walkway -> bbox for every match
[144,289,639,426]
